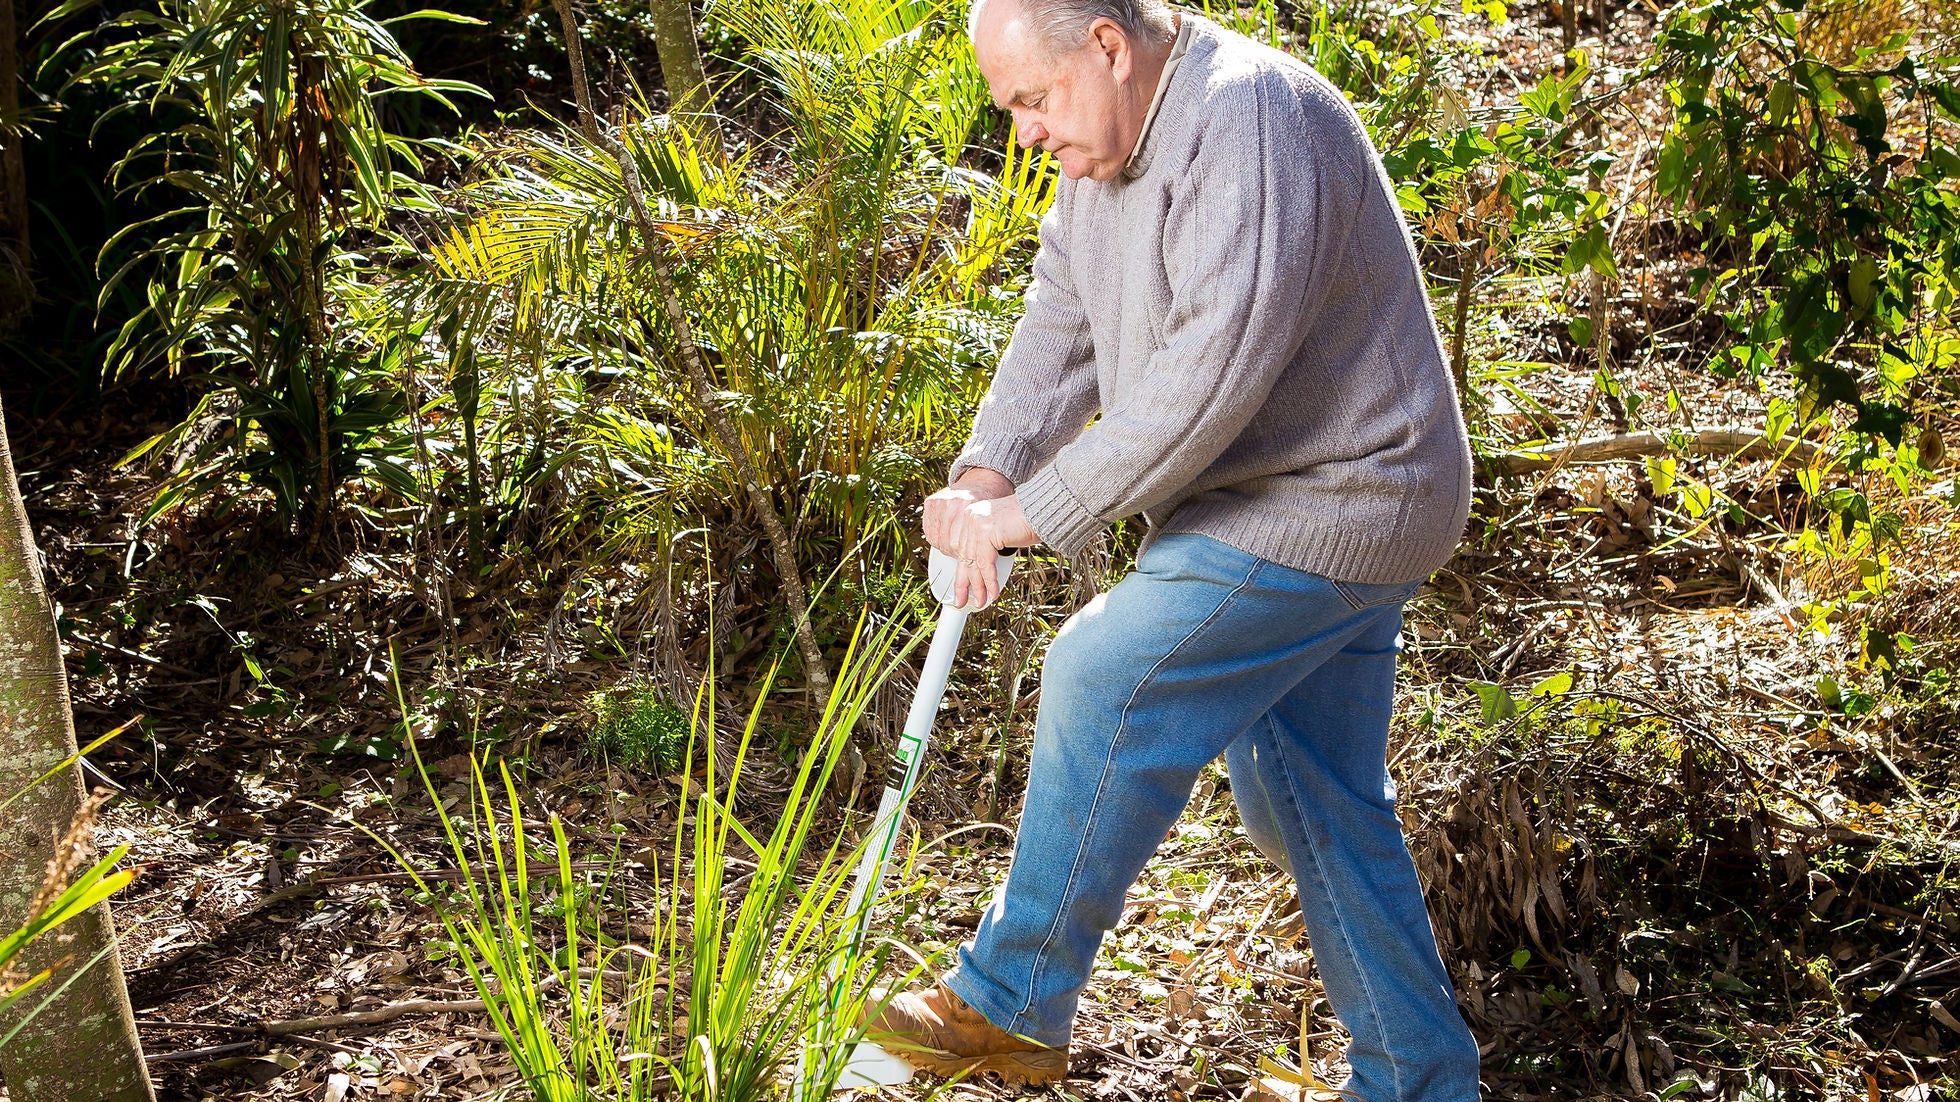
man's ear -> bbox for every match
[1086,18,1131,79]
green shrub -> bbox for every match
[1652,0,1960,437]
[58,0,483,533]
[411,0,1051,608]
[585,679,689,774]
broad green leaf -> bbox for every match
[1645,455,1677,497]
[1471,682,1517,725]
[1529,671,1574,698]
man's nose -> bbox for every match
[1016,118,1047,148]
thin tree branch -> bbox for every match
[259,997,491,1037]
[554,0,599,144]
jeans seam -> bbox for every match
[1010,556,1266,1037]
[1331,577,1417,611]
[1270,708,1408,1102]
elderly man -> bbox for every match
[876,0,1480,1097]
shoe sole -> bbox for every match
[897,1044,1067,1087]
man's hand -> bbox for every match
[924,468,1013,548]
[924,468,1038,609]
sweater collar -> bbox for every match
[1122,14,1207,180]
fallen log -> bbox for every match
[1489,429,1822,477]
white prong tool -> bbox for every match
[797,547,1015,1097]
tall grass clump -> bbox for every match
[372,604,929,1101]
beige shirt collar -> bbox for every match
[1123,15,1193,179]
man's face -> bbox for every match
[971,0,1147,181]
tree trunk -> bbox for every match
[1,0,32,328]
[0,396,153,1102]
[645,0,711,119]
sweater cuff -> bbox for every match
[950,438,1041,487]
[1017,464,1105,557]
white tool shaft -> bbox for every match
[842,604,967,921]
[904,605,969,741]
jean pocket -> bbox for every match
[1329,576,1419,611]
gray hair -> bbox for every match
[968,0,1176,54]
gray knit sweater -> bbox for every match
[950,15,1471,585]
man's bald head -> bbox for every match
[967,0,1178,180]
[968,0,1175,56]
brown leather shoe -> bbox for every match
[862,980,1068,1087]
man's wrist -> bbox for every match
[993,493,1039,549]
[954,466,1015,499]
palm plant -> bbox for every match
[54,0,480,539]
[410,0,1052,653]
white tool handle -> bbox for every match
[840,549,1013,921]
[926,546,1015,610]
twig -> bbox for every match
[137,1020,258,1036]
[1079,1040,1169,1075]
[143,973,596,1063]
[65,633,199,677]
[144,1040,263,1063]
[260,997,491,1036]
[141,1002,508,1063]
[1870,744,1929,806]
[261,858,633,907]
[281,1034,366,1055]
[142,1032,364,1064]
[1878,940,1933,999]
[1764,811,1960,857]
[1494,618,1549,680]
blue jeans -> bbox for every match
[942,533,1480,1101]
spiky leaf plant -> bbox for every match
[370,602,937,1101]
[53,0,482,533]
